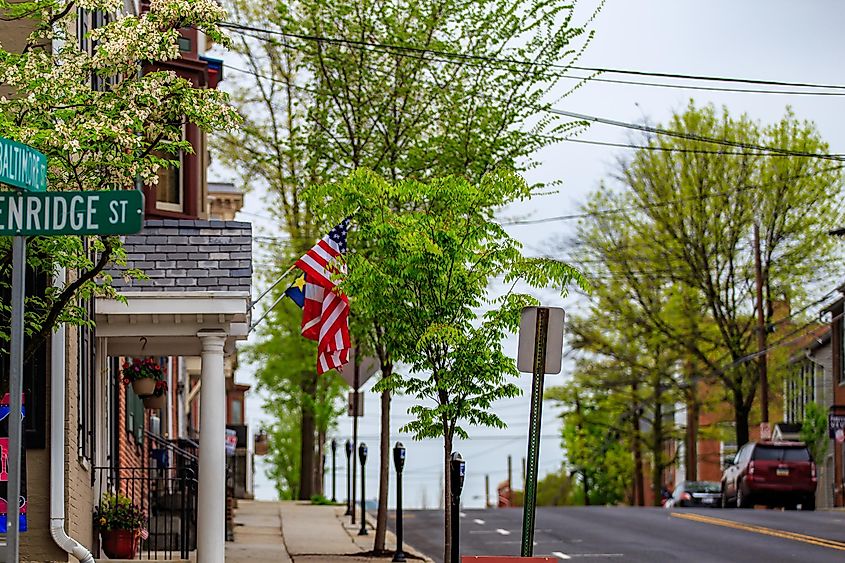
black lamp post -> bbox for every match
[392,442,407,562]
[331,438,338,502]
[450,452,466,563]
[345,440,353,515]
[358,442,369,536]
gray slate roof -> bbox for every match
[110,219,252,293]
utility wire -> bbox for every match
[548,109,845,162]
[502,164,845,226]
[225,31,845,163]
[220,21,845,94]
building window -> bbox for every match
[124,362,145,446]
[840,315,845,384]
[178,35,192,52]
[77,295,96,463]
[230,398,243,425]
[154,128,185,213]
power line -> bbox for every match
[561,137,842,158]
[224,28,845,163]
[547,109,845,162]
[220,21,845,95]
[502,163,845,226]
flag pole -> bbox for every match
[249,262,297,312]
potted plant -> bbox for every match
[121,357,163,396]
[94,492,145,559]
[143,380,167,410]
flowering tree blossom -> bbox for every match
[0,0,240,358]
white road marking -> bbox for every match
[553,552,571,560]
[495,528,511,535]
[473,518,486,525]
[459,512,467,517]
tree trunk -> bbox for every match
[631,383,645,506]
[686,390,699,481]
[316,429,326,496]
[299,373,317,500]
[734,392,751,447]
[651,395,664,507]
[443,431,453,563]
[632,416,645,506]
[374,387,391,553]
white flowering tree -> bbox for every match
[0,0,239,361]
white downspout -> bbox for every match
[50,267,95,563]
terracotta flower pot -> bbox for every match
[132,377,156,396]
[143,394,166,410]
[100,529,139,559]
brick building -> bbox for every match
[1,4,254,562]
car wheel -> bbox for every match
[736,485,752,509]
[802,497,816,511]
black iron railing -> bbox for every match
[93,464,197,560]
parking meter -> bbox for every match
[358,443,368,536]
[393,442,406,473]
[450,452,465,563]
[344,440,353,515]
[392,442,407,562]
[330,439,338,502]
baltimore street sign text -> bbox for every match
[0,190,144,236]
[0,137,47,192]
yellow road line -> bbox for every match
[670,512,845,552]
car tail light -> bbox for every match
[748,461,755,476]
[811,462,817,481]
[681,492,692,501]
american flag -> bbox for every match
[295,219,351,374]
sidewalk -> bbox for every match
[226,499,433,563]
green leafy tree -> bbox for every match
[562,102,844,448]
[309,169,584,562]
[800,401,828,468]
[0,0,238,366]
[217,0,601,543]
[547,383,633,506]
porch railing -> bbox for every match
[93,433,199,561]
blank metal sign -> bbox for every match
[517,306,565,374]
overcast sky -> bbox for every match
[221,0,845,506]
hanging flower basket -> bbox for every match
[254,430,269,456]
[143,394,166,410]
[121,357,163,396]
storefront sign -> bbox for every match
[225,429,237,456]
[829,405,845,438]
[0,137,46,192]
[0,190,143,236]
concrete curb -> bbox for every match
[336,507,434,562]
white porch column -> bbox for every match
[196,330,228,563]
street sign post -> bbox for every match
[0,137,144,563]
[516,306,565,557]
[0,190,143,236]
[1,136,47,563]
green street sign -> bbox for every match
[0,137,47,192]
[0,190,144,236]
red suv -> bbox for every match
[720,441,816,510]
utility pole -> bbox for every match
[754,222,769,428]
[507,455,513,495]
[485,475,490,508]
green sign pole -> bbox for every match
[0,134,46,563]
[520,307,549,557]
[7,235,25,562]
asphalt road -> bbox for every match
[390,507,845,562]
